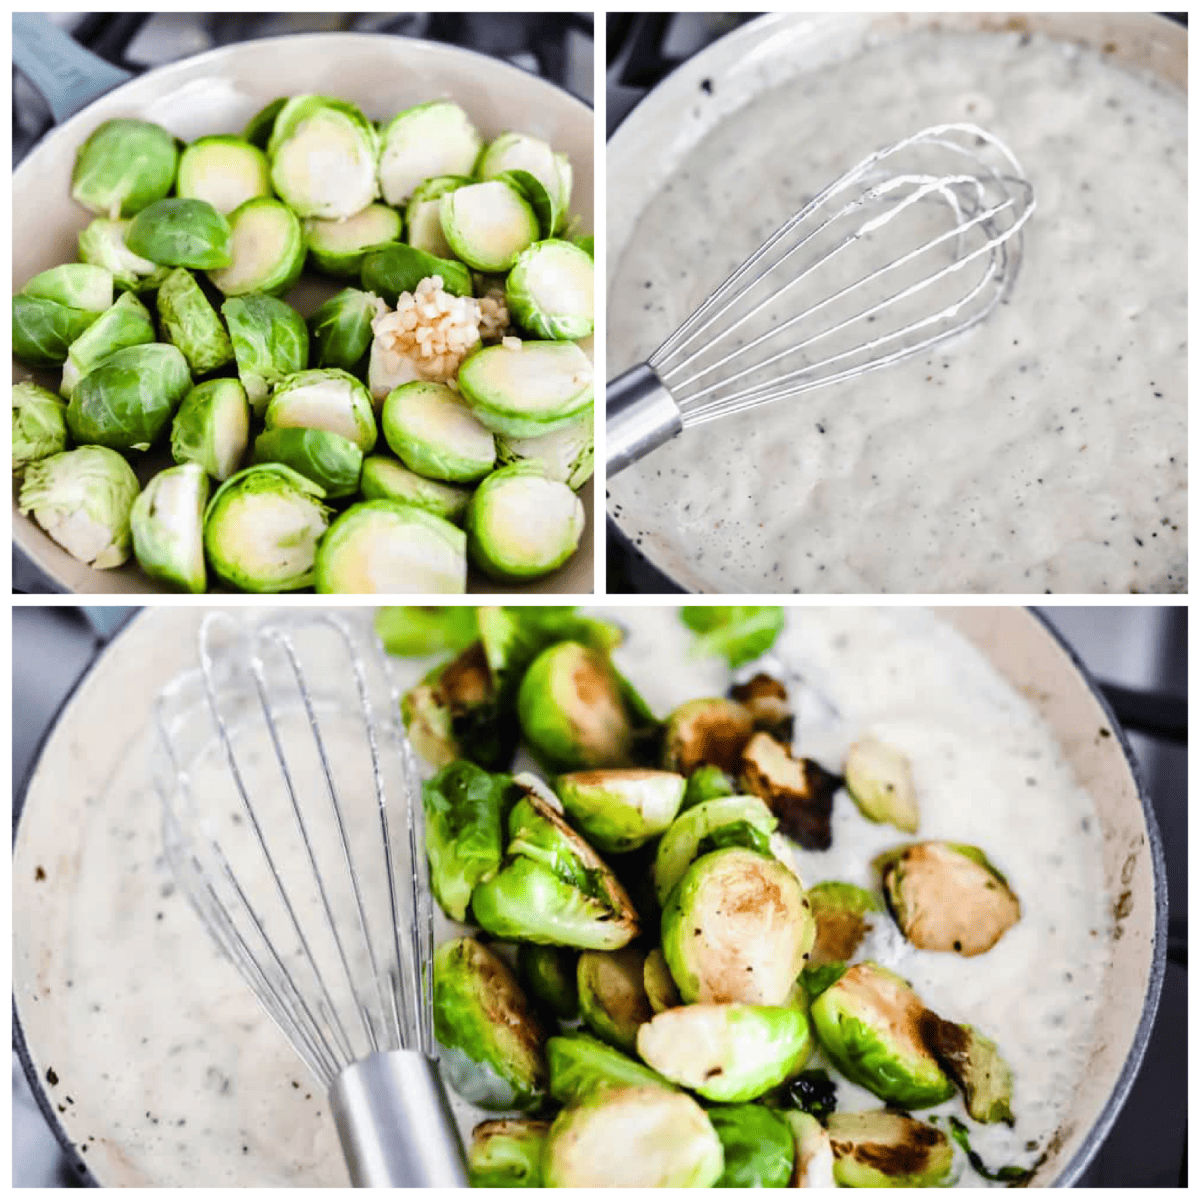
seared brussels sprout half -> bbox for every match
[547,1032,673,1105]
[661,847,814,1006]
[171,378,250,481]
[126,198,232,269]
[304,204,402,278]
[709,1104,796,1188]
[782,1110,836,1188]
[662,697,755,777]
[542,1086,723,1188]
[478,132,570,224]
[468,1118,549,1188]
[729,671,794,743]
[740,731,842,850]
[556,769,684,855]
[130,462,208,593]
[506,240,594,340]
[441,180,538,273]
[77,218,167,293]
[375,605,479,658]
[265,368,377,453]
[827,1110,956,1188]
[208,197,305,298]
[12,383,69,475]
[378,100,482,206]
[809,962,954,1108]
[156,268,235,375]
[576,948,652,1053]
[642,948,681,1014]
[360,455,471,525]
[681,605,786,668]
[309,288,385,372]
[808,880,881,966]
[18,446,139,568]
[681,764,736,810]
[60,291,155,399]
[382,380,496,482]
[495,408,594,491]
[405,174,471,257]
[518,943,579,1021]
[252,427,361,499]
[920,1012,1015,1125]
[221,293,309,415]
[71,118,178,218]
[360,242,473,306]
[176,135,271,214]
[433,937,547,1111]
[876,840,1020,956]
[845,736,920,833]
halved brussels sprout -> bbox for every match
[304,204,402,278]
[156,268,235,375]
[506,240,594,340]
[576,948,652,1053]
[208,197,305,297]
[23,263,114,312]
[171,378,251,481]
[12,383,69,475]
[478,132,567,219]
[126,198,232,269]
[360,455,471,524]
[77,218,168,292]
[495,407,594,490]
[405,175,472,257]
[70,118,178,218]
[375,605,478,657]
[478,607,623,694]
[221,293,309,415]
[809,962,954,1109]
[740,732,842,851]
[129,462,209,593]
[681,605,786,668]
[844,736,920,833]
[378,100,482,205]
[637,1002,812,1102]
[203,463,331,592]
[12,294,99,369]
[468,1119,549,1188]
[547,1032,673,1105]
[267,95,380,220]
[556,769,685,855]
[252,428,362,499]
[441,181,539,273]
[176,135,271,214]
[433,937,547,1111]
[661,847,814,1006]
[493,169,560,239]
[18,446,139,568]
[782,1110,836,1188]
[309,288,386,373]
[518,943,579,1021]
[681,764,736,810]
[643,948,681,1014]
[265,368,377,453]
[543,1086,723,1188]
[661,698,755,777]
[360,243,473,306]
[381,380,495,483]
[67,343,192,452]
[875,841,1020,956]
[60,291,155,399]
[827,1110,955,1188]
[807,880,881,966]
[919,1012,1015,1125]
[729,672,794,743]
[708,1104,796,1188]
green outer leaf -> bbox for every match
[77,217,167,292]
[243,98,286,148]
[556,770,685,855]
[709,1104,795,1188]
[495,407,595,491]
[23,264,113,311]
[375,606,479,657]
[156,268,234,375]
[252,427,363,499]
[681,764,737,810]
[468,1120,549,1188]
[309,288,383,373]
[517,944,579,1020]
[126,198,232,269]
[680,605,786,668]
[547,1032,674,1105]
[62,291,155,397]
[129,462,209,593]
[221,293,309,415]
[495,168,559,238]
[12,383,69,475]
[12,295,99,369]
[360,243,473,305]
[70,118,178,217]
[171,378,250,481]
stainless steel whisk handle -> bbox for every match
[331,1051,467,1187]
[605,362,684,476]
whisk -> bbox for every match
[606,123,1035,475]
[153,611,466,1187]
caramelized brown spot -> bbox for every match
[437,642,493,713]
[851,1121,940,1175]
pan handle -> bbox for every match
[12,13,131,125]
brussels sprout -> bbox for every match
[495,408,594,490]
[438,180,538,274]
[304,204,402,278]
[129,462,209,593]
[60,291,155,399]
[12,383,69,475]
[809,962,954,1108]
[478,133,568,219]
[177,135,271,214]
[466,463,585,582]
[642,948,681,1014]
[571,233,594,258]
[405,174,471,257]
[203,464,331,592]
[11,295,99,369]
[360,455,471,524]
[422,759,515,922]
[360,242,473,305]
[554,154,574,232]
[729,672,794,743]
[433,937,547,1111]
[638,1002,812,1102]
[556,769,685,855]
[543,1086,724,1188]
[208,197,305,298]
[155,268,235,375]
[807,880,881,966]
[78,217,170,293]
[491,169,560,239]
[709,1104,796,1188]
[378,100,482,206]
[126,198,232,269]
[505,240,594,340]
[827,1110,956,1188]
[782,1110,836,1188]
[681,605,786,668]
[661,848,814,1006]
[267,95,380,220]
[661,698,755,777]
[478,607,624,697]
[920,1013,1015,1125]
[844,736,920,833]
[681,764,736,810]
[67,343,191,452]
[23,263,114,313]
[547,1032,673,1105]
[308,288,385,374]
[740,732,842,851]
[468,1118,549,1188]
[381,380,495,483]
[244,98,286,148]
[265,367,376,453]
[518,944,579,1021]
[252,428,362,499]
[875,840,1020,957]
[171,378,251,481]
[221,294,309,415]
[18,446,139,568]
[576,948,652,1053]
[70,118,178,218]
[376,605,479,658]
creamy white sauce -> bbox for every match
[608,29,1186,593]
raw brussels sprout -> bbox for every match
[807,880,881,966]
[875,840,1020,956]
[661,848,814,1006]
[466,462,585,582]
[729,672,794,743]
[77,217,168,292]
[490,169,559,238]
[572,233,594,257]
[661,698,755,777]
[129,462,209,593]
[244,98,286,148]
[156,268,235,375]
[209,197,305,298]
[67,343,192,452]
[309,288,386,372]
[221,293,309,415]
[576,948,652,1053]
[11,294,99,369]
[382,380,496,483]
[18,446,139,568]
[12,383,69,474]
[304,204,402,277]
[422,759,516,922]
[24,263,114,312]
[60,291,155,399]
[375,605,479,657]
[506,240,594,340]
[70,118,178,218]
[360,455,471,524]
[203,464,331,592]
[547,1032,673,1105]
[518,944,579,1021]
[441,181,539,273]
[740,732,842,851]
[827,1110,955,1188]
[681,764,736,810]
[378,100,482,206]
[265,368,377,453]
[176,135,271,214]
[478,133,568,221]
[360,243,473,306]
[637,1002,812,1102]
[171,378,251,481]
[844,736,920,833]
[556,769,685,855]
[315,501,467,594]
[643,948,681,1013]
[681,605,786,668]
[433,937,547,1111]
[267,95,380,219]
[782,1110,836,1188]
[405,174,471,257]
[126,198,232,269]
[809,962,954,1108]
[542,1086,724,1188]
[708,1104,795,1188]
[495,408,594,490]
[468,1119,549,1188]
[920,1013,1015,1125]
[252,428,362,499]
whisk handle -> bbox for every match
[605,362,683,476]
[331,1050,467,1187]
